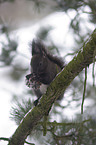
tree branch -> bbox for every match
[8,29,96,145]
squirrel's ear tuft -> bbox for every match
[32,39,47,56]
[32,39,43,55]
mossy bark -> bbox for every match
[8,29,96,145]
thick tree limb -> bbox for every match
[8,29,96,145]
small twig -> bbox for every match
[42,115,48,136]
[81,67,87,114]
[83,11,95,15]
[92,52,95,87]
[0,137,10,142]
[92,61,95,87]
[39,119,90,127]
[25,140,35,145]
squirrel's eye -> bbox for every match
[39,61,43,66]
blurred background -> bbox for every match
[0,0,96,145]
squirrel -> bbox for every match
[26,39,65,106]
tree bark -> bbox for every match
[8,29,96,145]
